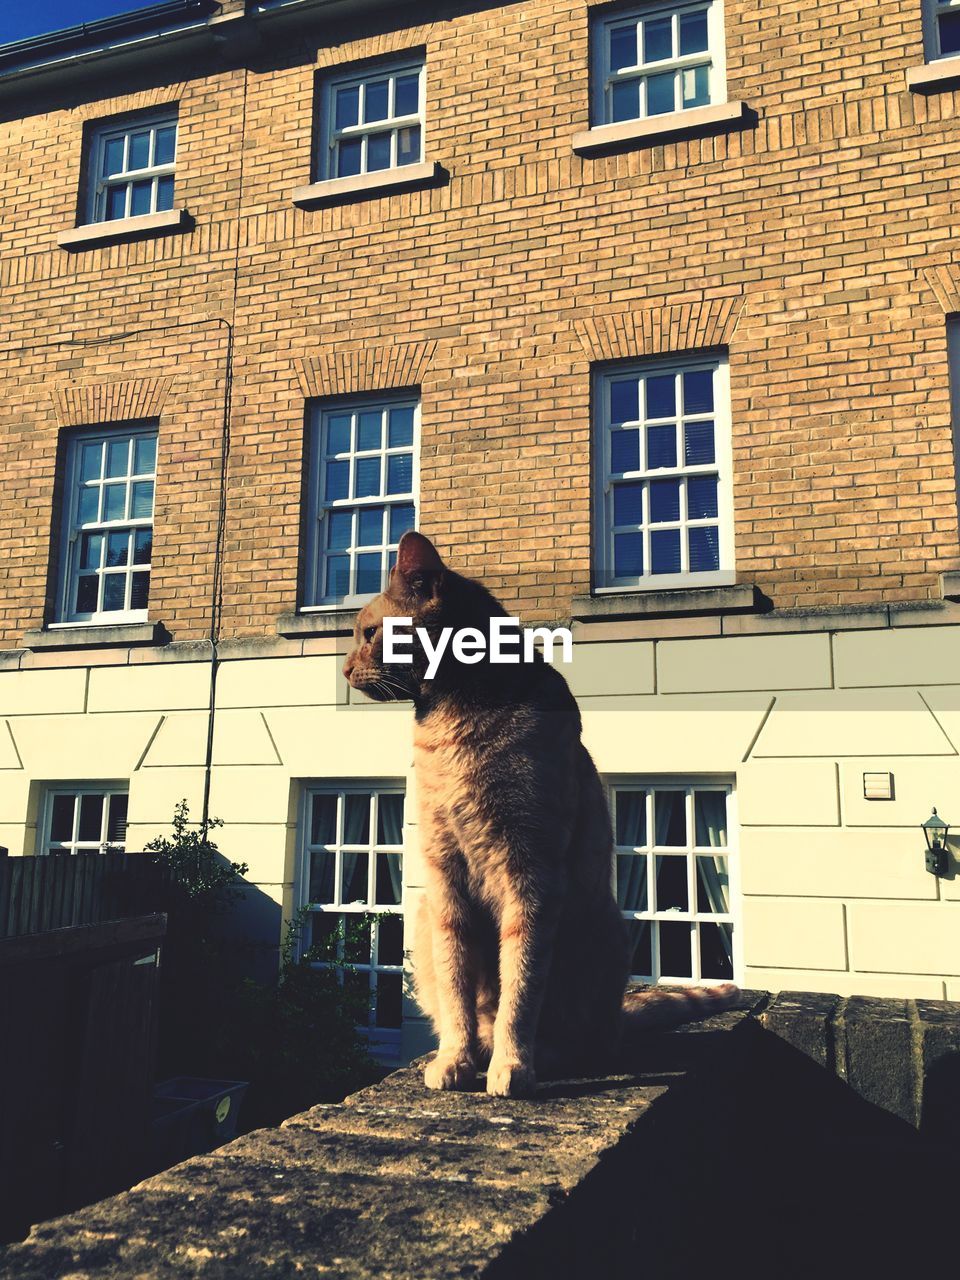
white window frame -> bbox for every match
[318,59,426,181]
[607,777,741,985]
[591,1,726,126]
[303,395,420,609]
[923,0,960,61]
[297,782,406,1055]
[55,424,158,627]
[86,113,178,225]
[38,784,130,856]
[593,353,734,592]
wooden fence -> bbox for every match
[0,850,170,941]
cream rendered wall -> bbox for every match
[1,616,959,1065]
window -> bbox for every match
[319,60,424,180]
[87,114,177,224]
[927,0,960,59]
[306,397,418,606]
[57,426,157,624]
[40,786,129,855]
[300,785,405,1053]
[594,2,724,124]
[594,354,732,589]
[609,781,737,984]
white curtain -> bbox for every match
[694,790,733,965]
[377,793,404,903]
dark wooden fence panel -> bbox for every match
[0,852,168,940]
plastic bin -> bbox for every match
[150,1076,249,1170]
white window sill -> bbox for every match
[573,100,750,155]
[277,609,359,638]
[57,208,192,251]
[905,56,960,92]
[22,621,166,650]
[292,161,444,208]
[573,582,759,622]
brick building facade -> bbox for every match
[0,0,958,1057]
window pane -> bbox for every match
[364,79,390,122]
[325,459,349,502]
[941,12,960,56]
[133,530,153,564]
[684,420,715,465]
[386,454,412,495]
[357,410,382,451]
[130,572,150,611]
[131,481,154,519]
[378,914,404,965]
[325,555,350,598]
[106,185,127,220]
[687,475,718,520]
[80,442,102,482]
[626,920,652,977]
[397,125,421,166]
[651,528,681,573]
[682,64,710,108]
[679,9,709,55]
[689,526,720,572]
[358,507,384,546]
[130,179,153,217]
[354,457,381,498]
[50,794,75,842]
[395,73,420,116]
[614,531,643,577]
[356,553,382,595]
[311,794,338,845]
[326,509,353,549]
[128,131,151,170]
[375,972,403,1028]
[341,853,369,905]
[646,71,676,115]
[375,853,402,906]
[103,484,127,522]
[343,915,371,964]
[107,794,128,845]
[76,575,98,613]
[106,438,130,478]
[659,921,692,977]
[649,478,680,524]
[645,374,676,419]
[326,415,351,455]
[309,912,340,958]
[102,574,126,611]
[134,436,157,475]
[615,789,647,846]
[366,131,392,172]
[696,855,730,913]
[389,504,416,543]
[609,23,637,72]
[654,790,686,845]
[78,487,100,524]
[344,793,370,844]
[106,531,129,567]
[610,378,640,424]
[156,175,175,211]
[699,923,734,980]
[655,855,688,911]
[78,793,104,842]
[154,125,176,165]
[388,406,415,448]
[611,79,640,122]
[337,138,362,177]
[335,84,360,130]
[613,481,643,527]
[616,853,648,911]
[643,16,673,63]
[377,793,404,844]
[80,532,104,571]
[683,369,714,414]
[611,429,640,474]
[102,136,124,177]
[309,849,336,904]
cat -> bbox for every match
[342,531,739,1097]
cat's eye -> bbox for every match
[363,626,377,642]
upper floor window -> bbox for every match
[87,113,177,224]
[319,60,424,180]
[926,0,960,59]
[57,425,157,624]
[594,2,724,124]
[306,397,418,606]
[40,785,129,856]
[594,354,733,590]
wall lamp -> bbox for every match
[921,808,950,877]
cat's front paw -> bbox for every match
[423,1052,477,1091]
[485,1058,536,1098]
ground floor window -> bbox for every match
[299,783,405,1054]
[608,779,737,983]
[40,786,129,855]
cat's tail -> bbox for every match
[622,982,740,1031]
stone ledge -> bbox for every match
[57,208,192,250]
[573,100,752,155]
[572,583,760,622]
[905,56,960,92]
[292,161,445,208]
[20,621,168,651]
[277,609,357,638]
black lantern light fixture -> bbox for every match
[921,808,950,877]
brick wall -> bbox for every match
[0,0,958,644]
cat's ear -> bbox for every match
[392,531,444,599]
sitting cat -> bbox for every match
[343,531,738,1097]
